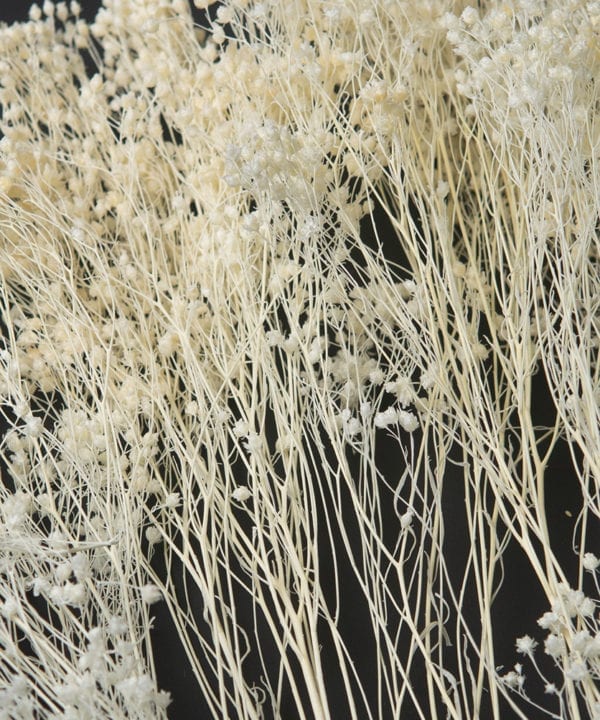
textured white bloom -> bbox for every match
[116,674,156,705]
[538,611,561,630]
[398,410,419,433]
[157,331,179,357]
[515,635,537,656]
[501,668,524,690]
[385,377,415,407]
[345,416,362,437]
[232,486,252,502]
[141,584,162,605]
[232,420,249,438]
[244,432,263,454]
[420,365,437,391]
[185,401,199,416]
[544,634,565,658]
[374,407,398,429]
[460,6,479,26]
[572,630,591,654]
[1,597,19,620]
[368,368,385,385]
[565,661,589,682]
[145,526,162,546]
[2,492,32,530]
[400,510,414,530]
[266,330,284,347]
[23,413,42,438]
[29,4,42,20]
[579,597,595,617]
[108,616,128,636]
[164,493,181,510]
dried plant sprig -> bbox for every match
[0,1,598,719]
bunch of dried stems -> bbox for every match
[0,1,598,718]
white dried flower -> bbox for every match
[163,493,181,510]
[538,611,561,630]
[345,416,362,437]
[565,661,589,682]
[1,597,20,620]
[400,510,414,530]
[374,407,398,429]
[544,634,566,658]
[460,6,479,26]
[232,486,252,502]
[145,526,162,546]
[140,584,162,605]
[244,432,263,454]
[108,616,128,636]
[515,635,538,656]
[398,410,418,433]
[29,4,42,20]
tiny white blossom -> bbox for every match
[266,329,284,347]
[420,365,437,391]
[360,402,372,418]
[157,331,178,357]
[108,616,128,636]
[232,486,252,502]
[1,597,19,620]
[232,420,249,437]
[565,661,589,682]
[283,334,299,353]
[537,611,560,631]
[24,413,42,438]
[368,368,385,385]
[579,597,595,617]
[184,401,199,416]
[244,432,263,454]
[374,407,398,429]
[544,634,565,658]
[515,635,537,656]
[572,630,591,654]
[460,6,479,26]
[400,509,414,530]
[164,493,181,510]
[435,180,450,199]
[345,417,361,437]
[116,674,156,705]
[583,552,599,572]
[398,410,418,433]
[145,526,162,545]
[586,634,600,659]
[141,584,162,605]
[385,377,414,406]
[56,2,68,21]
[502,669,524,690]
